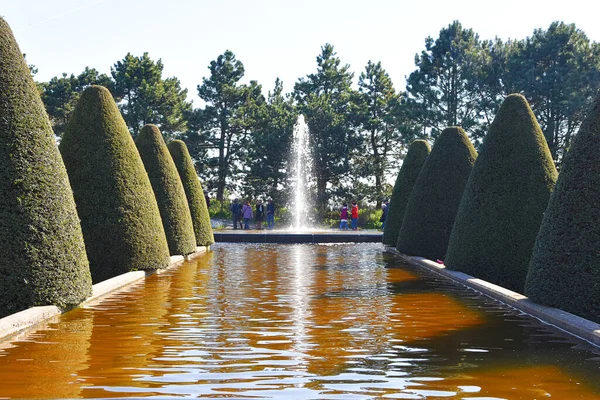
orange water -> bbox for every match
[0,243,598,398]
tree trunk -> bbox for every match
[316,175,327,220]
[216,124,226,202]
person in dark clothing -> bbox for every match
[204,191,211,208]
[255,199,265,230]
[266,197,275,230]
[230,199,240,230]
[380,199,389,230]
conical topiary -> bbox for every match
[60,85,170,283]
[397,127,477,260]
[382,139,431,245]
[525,95,600,323]
[0,17,91,317]
[445,94,557,293]
[167,140,214,246]
[136,124,196,256]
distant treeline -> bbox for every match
[34,21,600,214]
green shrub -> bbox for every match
[208,198,231,219]
[382,140,431,245]
[525,95,600,323]
[0,17,91,317]
[445,94,557,293]
[167,140,214,246]
[397,127,477,260]
[136,124,196,256]
[60,86,170,283]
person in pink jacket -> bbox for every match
[242,200,253,230]
[340,203,349,230]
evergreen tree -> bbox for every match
[136,124,197,256]
[445,94,557,293]
[498,22,600,163]
[397,127,477,260]
[525,95,600,323]
[168,140,214,246]
[406,21,492,143]
[40,67,112,137]
[355,61,404,207]
[0,17,91,316]
[196,50,265,201]
[112,52,191,138]
[294,44,360,214]
[245,78,296,202]
[60,85,170,283]
[382,139,431,246]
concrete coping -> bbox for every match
[0,247,207,342]
[385,247,600,348]
[214,231,382,243]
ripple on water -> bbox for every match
[0,243,598,399]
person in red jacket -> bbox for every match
[351,200,359,230]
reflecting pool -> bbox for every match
[0,243,598,398]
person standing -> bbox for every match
[340,203,349,230]
[266,197,276,230]
[380,199,389,230]
[238,203,244,230]
[255,199,265,230]
[242,200,253,230]
[230,199,240,230]
[351,200,359,230]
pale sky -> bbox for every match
[2,0,600,104]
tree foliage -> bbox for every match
[31,21,600,218]
[136,124,197,256]
[40,67,112,137]
[168,140,214,246]
[445,94,557,293]
[245,78,296,203]
[0,17,91,317]
[497,22,600,163]
[525,94,600,323]
[294,44,360,214]
[354,61,407,207]
[195,50,265,201]
[381,139,431,246]
[406,21,493,144]
[397,127,477,261]
[60,86,170,283]
[112,52,191,138]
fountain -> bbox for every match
[290,115,313,230]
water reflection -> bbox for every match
[0,243,598,399]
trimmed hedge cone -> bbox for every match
[525,95,600,323]
[445,94,557,293]
[167,140,214,246]
[60,85,170,283]
[382,139,431,246]
[0,17,91,317]
[136,124,196,256]
[397,127,477,261]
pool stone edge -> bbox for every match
[385,246,600,348]
[0,246,209,342]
